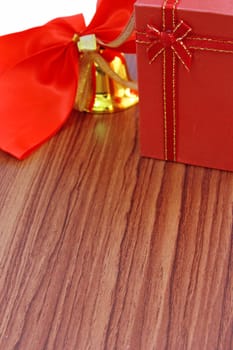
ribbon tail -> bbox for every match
[0,44,79,159]
[147,42,164,64]
[74,52,95,112]
[172,41,192,70]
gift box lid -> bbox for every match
[135,0,233,50]
[136,0,233,16]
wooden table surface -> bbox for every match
[0,60,233,350]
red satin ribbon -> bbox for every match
[137,0,233,161]
[0,0,136,159]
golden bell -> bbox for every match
[74,52,139,113]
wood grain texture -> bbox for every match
[0,60,233,350]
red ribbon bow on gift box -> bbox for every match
[0,0,136,159]
[137,0,233,161]
[140,20,192,69]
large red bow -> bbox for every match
[0,0,136,159]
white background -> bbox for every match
[0,0,97,35]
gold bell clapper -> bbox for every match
[73,34,139,113]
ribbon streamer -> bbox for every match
[0,0,136,159]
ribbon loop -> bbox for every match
[173,20,192,41]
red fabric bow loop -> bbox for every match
[0,0,136,159]
[138,20,192,70]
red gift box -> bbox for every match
[135,0,233,171]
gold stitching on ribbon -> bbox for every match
[147,25,161,35]
[172,0,178,161]
[187,37,233,44]
[172,45,190,70]
[163,0,168,31]
[179,40,192,56]
[176,25,192,42]
[149,48,164,64]
[189,47,233,54]
[187,36,233,53]
[172,51,176,161]
[136,39,152,44]
[162,0,168,160]
[163,50,168,160]
[173,0,179,28]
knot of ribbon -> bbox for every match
[137,20,192,70]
